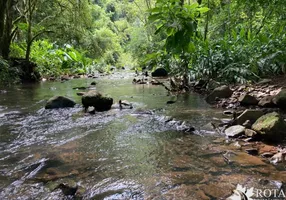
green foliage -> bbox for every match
[2,0,286,84]
[19,40,93,77]
[148,1,208,54]
[0,58,19,85]
[142,0,286,84]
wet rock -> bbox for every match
[226,151,267,167]
[242,120,252,129]
[61,75,69,81]
[45,96,76,109]
[223,110,235,116]
[150,80,161,85]
[176,121,195,133]
[244,129,257,137]
[225,125,245,138]
[200,183,233,199]
[245,148,258,155]
[0,90,7,94]
[90,81,96,86]
[119,100,133,109]
[201,122,217,134]
[252,112,286,141]
[258,144,278,155]
[258,96,275,107]
[273,89,286,109]
[270,152,286,165]
[73,74,81,79]
[151,68,168,77]
[206,85,233,104]
[238,94,258,106]
[82,91,113,112]
[132,78,145,84]
[54,183,78,196]
[261,152,275,158]
[76,92,86,96]
[236,109,264,125]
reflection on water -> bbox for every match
[0,73,284,199]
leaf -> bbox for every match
[188,42,196,53]
[166,27,174,36]
[149,7,161,13]
[148,14,161,23]
[155,24,165,35]
[17,23,28,31]
[197,7,210,14]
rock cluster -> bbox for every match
[222,111,286,142]
[207,83,284,109]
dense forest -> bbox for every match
[0,0,285,84]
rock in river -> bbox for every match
[252,112,286,141]
[273,89,286,109]
[238,94,258,106]
[151,68,168,77]
[225,125,245,138]
[206,85,233,104]
[236,109,264,125]
[82,90,113,112]
[258,95,275,107]
[45,96,76,109]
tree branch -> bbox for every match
[28,30,54,46]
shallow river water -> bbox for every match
[0,73,285,200]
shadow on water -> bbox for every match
[0,73,285,199]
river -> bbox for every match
[0,72,285,199]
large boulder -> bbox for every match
[151,68,168,77]
[82,90,113,112]
[225,125,245,138]
[236,109,264,125]
[252,112,286,141]
[238,94,258,106]
[45,96,76,109]
[273,89,286,109]
[205,85,233,104]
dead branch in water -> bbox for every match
[151,77,171,92]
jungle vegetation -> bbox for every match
[0,0,285,84]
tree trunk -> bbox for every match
[0,0,14,59]
[0,0,11,59]
[204,0,210,40]
[0,0,8,41]
[25,0,33,61]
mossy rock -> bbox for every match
[252,112,286,141]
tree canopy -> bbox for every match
[0,0,285,83]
